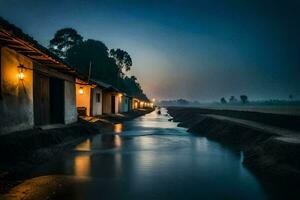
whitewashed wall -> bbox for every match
[64,79,77,124]
[91,87,103,116]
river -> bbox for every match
[10,108,268,200]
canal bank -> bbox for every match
[167,107,300,196]
[0,108,153,194]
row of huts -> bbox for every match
[0,18,153,135]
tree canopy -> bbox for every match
[66,39,119,84]
[110,48,132,77]
[240,95,248,104]
[49,28,83,59]
[220,97,227,104]
[49,28,148,100]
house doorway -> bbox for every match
[111,95,116,114]
[34,72,65,125]
[33,72,50,125]
[49,77,64,124]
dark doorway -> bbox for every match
[111,95,115,114]
[34,72,65,125]
[33,72,50,125]
[49,77,65,124]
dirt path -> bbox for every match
[205,114,300,142]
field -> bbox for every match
[194,104,300,116]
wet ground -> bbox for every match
[3,108,269,200]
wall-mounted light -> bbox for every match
[79,87,84,95]
[118,93,123,102]
[18,65,25,80]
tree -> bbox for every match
[48,28,149,101]
[122,76,147,100]
[110,49,132,77]
[229,96,238,103]
[49,28,83,59]
[66,39,120,85]
[220,97,227,104]
[240,95,248,104]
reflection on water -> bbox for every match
[75,139,91,151]
[114,123,123,134]
[114,135,122,147]
[74,155,90,177]
[74,139,91,177]
[73,134,122,177]
[32,108,269,200]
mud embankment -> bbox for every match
[167,107,300,182]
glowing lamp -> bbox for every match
[18,71,25,80]
[18,65,25,80]
[79,87,84,94]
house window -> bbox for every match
[96,93,101,103]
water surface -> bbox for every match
[31,108,267,200]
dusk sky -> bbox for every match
[1,0,299,101]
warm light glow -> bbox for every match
[114,123,123,134]
[79,87,84,94]
[118,93,123,103]
[152,98,156,102]
[74,155,90,177]
[18,67,25,80]
[75,139,91,151]
[114,135,122,147]
[18,72,25,80]
[134,102,138,109]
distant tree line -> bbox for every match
[48,28,148,100]
[220,95,249,104]
[220,94,299,105]
[158,99,200,107]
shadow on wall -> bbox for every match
[0,48,34,135]
[0,79,33,135]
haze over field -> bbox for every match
[1,0,299,101]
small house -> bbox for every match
[76,79,111,117]
[0,18,78,134]
[102,84,121,114]
[75,78,94,116]
[132,98,140,109]
[119,93,130,113]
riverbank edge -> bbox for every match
[167,107,300,183]
[0,108,154,191]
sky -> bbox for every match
[0,0,300,101]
